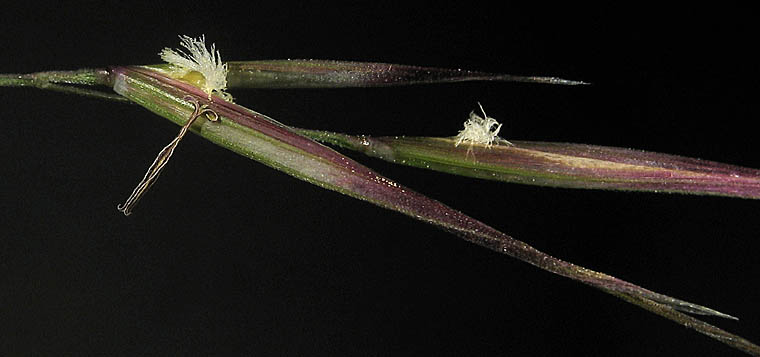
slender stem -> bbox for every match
[0,70,128,102]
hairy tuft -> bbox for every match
[160,35,231,101]
[454,103,512,148]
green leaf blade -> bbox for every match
[221,60,589,88]
[299,130,760,199]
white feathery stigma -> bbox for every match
[454,103,512,148]
[160,35,231,101]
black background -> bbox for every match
[2,3,759,356]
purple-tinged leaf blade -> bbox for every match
[108,66,758,355]
[298,130,760,199]
[146,60,587,89]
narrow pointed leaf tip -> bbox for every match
[298,130,760,200]
[159,34,232,101]
[215,60,588,89]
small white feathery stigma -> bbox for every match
[454,103,512,148]
[160,35,232,101]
